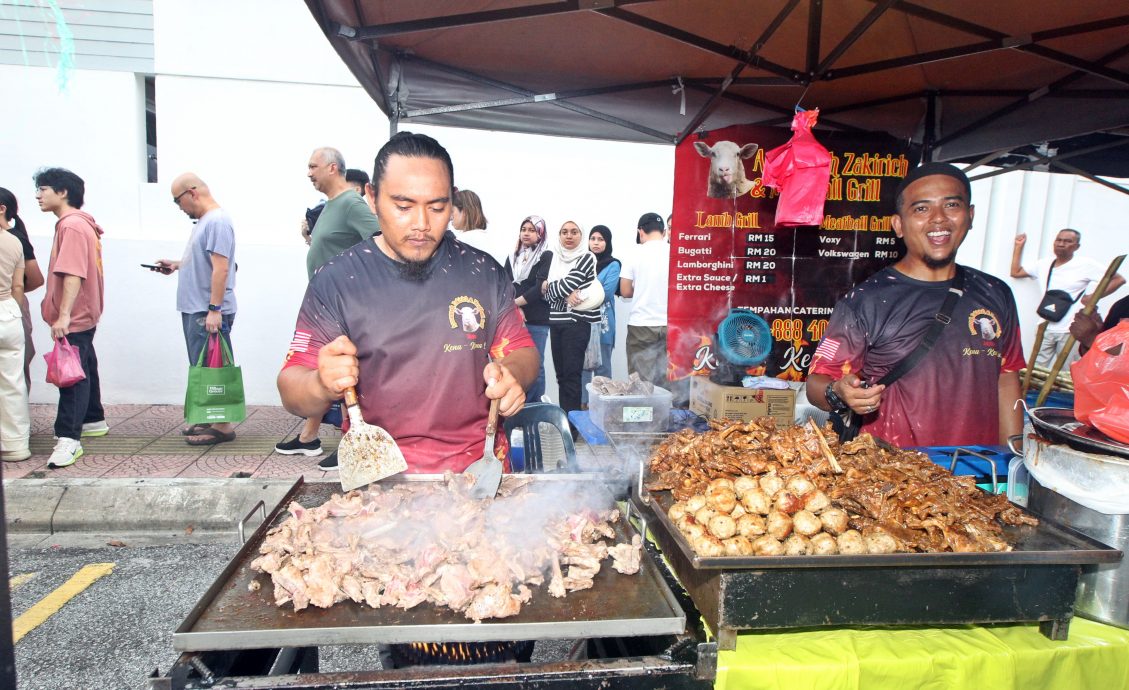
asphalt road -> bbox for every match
[7,538,572,690]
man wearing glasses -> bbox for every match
[34,167,108,468]
[153,173,238,447]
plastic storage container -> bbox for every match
[586,383,672,433]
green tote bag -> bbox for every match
[184,333,247,425]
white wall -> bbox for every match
[4,0,1125,410]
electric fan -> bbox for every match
[711,309,773,385]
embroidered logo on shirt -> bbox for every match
[448,296,486,339]
[967,309,1001,342]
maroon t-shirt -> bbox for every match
[810,266,1025,447]
[283,234,534,473]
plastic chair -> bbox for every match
[503,402,579,473]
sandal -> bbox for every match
[185,427,236,446]
[181,423,211,436]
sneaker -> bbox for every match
[2,448,31,462]
[318,450,339,470]
[48,438,83,468]
[274,435,323,456]
[81,420,110,437]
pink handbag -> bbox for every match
[44,337,86,388]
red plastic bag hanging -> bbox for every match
[44,337,86,388]
[1071,321,1129,443]
[761,108,831,226]
[206,333,224,368]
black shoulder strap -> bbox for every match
[876,267,966,387]
[1046,261,1055,290]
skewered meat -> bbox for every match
[251,473,641,620]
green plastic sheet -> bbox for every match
[716,619,1129,690]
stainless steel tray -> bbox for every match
[174,476,686,652]
[645,489,1122,569]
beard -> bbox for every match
[386,240,437,282]
[396,258,433,282]
[923,250,957,269]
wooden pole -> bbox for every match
[1036,254,1126,405]
[1022,320,1048,393]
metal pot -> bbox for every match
[1025,431,1129,628]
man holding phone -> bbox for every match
[153,172,238,446]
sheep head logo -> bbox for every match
[694,140,759,199]
[448,296,486,339]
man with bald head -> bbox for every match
[154,173,238,446]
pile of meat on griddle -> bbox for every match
[647,418,1037,555]
[249,473,642,620]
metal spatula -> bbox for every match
[337,386,408,491]
[465,397,503,499]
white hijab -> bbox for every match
[548,222,594,283]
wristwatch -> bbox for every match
[207,303,222,312]
[825,381,851,416]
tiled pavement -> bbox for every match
[5,404,341,481]
[4,404,609,481]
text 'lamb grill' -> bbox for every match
[250,473,643,620]
[647,418,1037,555]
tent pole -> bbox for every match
[922,90,938,162]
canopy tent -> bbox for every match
[304,0,1129,190]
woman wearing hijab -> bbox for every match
[505,215,552,401]
[0,187,31,460]
[544,220,601,434]
[581,224,621,407]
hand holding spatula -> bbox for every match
[337,386,408,491]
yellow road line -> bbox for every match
[12,563,115,643]
[9,572,37,590]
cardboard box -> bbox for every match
[690,377,796,425]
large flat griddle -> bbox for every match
[174,476,685,652]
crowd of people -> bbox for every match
[2,148,1124,470]
[0,134,675,470]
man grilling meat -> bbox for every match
[278,132,538,472]
[807,162,1025,447]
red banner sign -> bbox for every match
[668,123,915,381]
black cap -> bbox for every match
[638,212,664,230]
[894,162,972,208]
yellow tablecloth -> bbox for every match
[716,618,1129,690]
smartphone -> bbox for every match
[141,263,163,270]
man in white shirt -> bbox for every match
[620,212,673,393]
[1011,228,1124,367]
